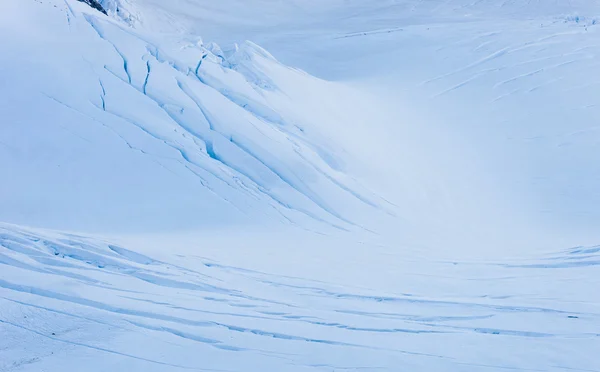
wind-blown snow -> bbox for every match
[1,0,599,370]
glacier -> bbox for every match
[0,0,599,371]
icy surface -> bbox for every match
[1,223,599,371]
[1,0,599,370]
[1,0,391,234]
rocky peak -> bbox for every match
[77,0,107,15]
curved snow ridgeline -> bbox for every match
[0,0,391,233]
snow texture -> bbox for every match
[1,223,599,371]
[1,0,599,370]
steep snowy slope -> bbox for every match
[0,0,390,234]
[188,0,600,248]
[64,0,600,248]
[1,0,600,371]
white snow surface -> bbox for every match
[1,0,599,371]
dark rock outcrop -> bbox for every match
[77,0,107,15]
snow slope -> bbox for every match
[0,0,390,234]
[201,0,600,248]
[1,0,599,371]
[1,223,599,371]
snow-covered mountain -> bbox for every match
[1,0,396,234]
[1,0,599,371]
